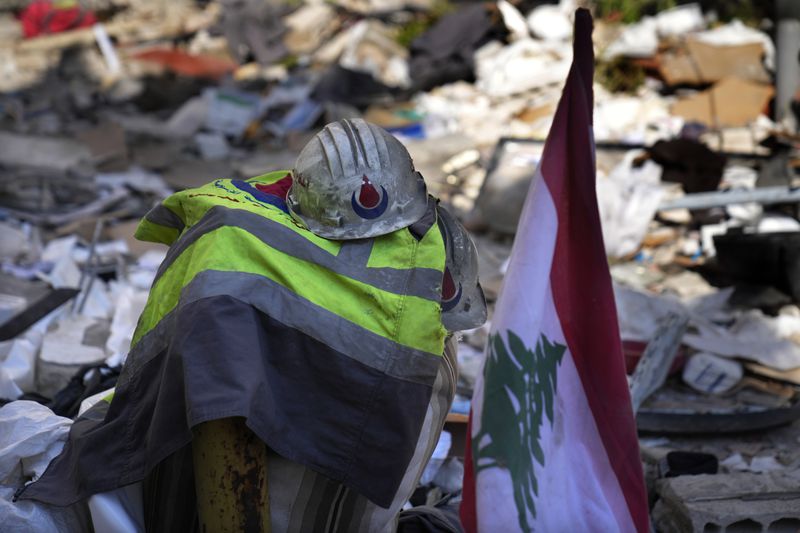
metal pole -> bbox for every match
[193,418,271,533]
[658,186,800,211]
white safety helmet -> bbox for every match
[437,205,487,331]
[288,119,429,240]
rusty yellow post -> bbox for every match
[192,417,271,533]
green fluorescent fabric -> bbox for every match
[133,171,447,357]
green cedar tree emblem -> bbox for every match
[473,331,566,532]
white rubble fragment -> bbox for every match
[339,21,410,89]
[679,235,701,257]
[655,3,705,37]
[720,166,761,223]
[682,352,743,395]
[657,183,692,225]
[42,255,81,290]
[80,278,114,320]
[720,452,749,472]
[38,237,88,288]
[602,16,658,59]
[749,456,785,473]
[95,166,171,197]
[721,453,785,474]
[475,39,571,98]
[526,1,573,41]
[700,115,775,154]
[415,81,541,144]
[71,240,129,265]
[37,315,108,397]
[0,314,54,396]
[316,20,410,88]
[594,89,680,144]
[685,310,800,371]
[613,284,686,342]
[41,236,78,264]
[126,250,166,291]
[757,214,800,233]
[497,0,529,41]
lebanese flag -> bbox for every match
[460,9,649,533]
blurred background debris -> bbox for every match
[0,0,799,530]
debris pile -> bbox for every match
[0,0,798,530]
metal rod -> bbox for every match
[658,186,800,211]
[72,218,104,314]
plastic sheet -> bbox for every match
[597,152,664,258]
[0,401,90,532]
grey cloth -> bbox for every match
[140,337,458,533]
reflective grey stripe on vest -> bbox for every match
[153,206,443,302]
[124,270,441,386]
[144,204,185,232]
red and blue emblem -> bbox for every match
[232,176,291,213]
[351,175,388,219]
[441,267,462,311]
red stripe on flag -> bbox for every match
[459,412,477,533]
[541,9,649,532]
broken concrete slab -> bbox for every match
[77,121,128,170]
[37,314,109,398]
[0,132,92,173]
[653,472,800,533]
[163,158,235,190]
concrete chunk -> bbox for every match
[654,472,800,533]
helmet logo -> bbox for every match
[351,175,388,219]
[441,267,462,312]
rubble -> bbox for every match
[0,0,798,529]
